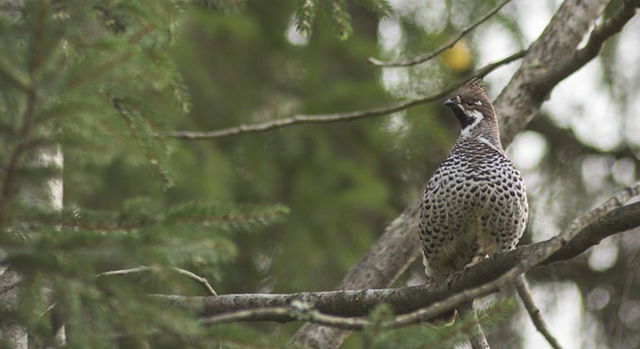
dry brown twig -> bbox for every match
[98,266,217,296]
[515,275,564,349]
[368,0,514,67]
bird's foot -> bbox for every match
[445,270,465,288]
[465,254,489,271]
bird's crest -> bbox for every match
[458,78,487,99]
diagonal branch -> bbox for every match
[368,0,514,67]
[515,275,564,349]
[537,0,640,91]
[166,50,526,140]
[459,301,490,349]
[159,199,640,324]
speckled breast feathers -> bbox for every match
[419,78,528,283]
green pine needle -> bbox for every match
[295,0,319,37]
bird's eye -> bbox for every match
[465,101,475,107]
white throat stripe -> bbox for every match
[460,110,484,137]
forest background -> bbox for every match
[1,0,640,348]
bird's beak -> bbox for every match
[443,98,456,107]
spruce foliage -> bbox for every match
[0,1,288,347]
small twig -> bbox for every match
[468,315,490,349]
[97,266,152,277]
[167,50,526,140]
[201,303,369,330]
[515,275,563,349]
[368,0,514,67]
[171,267,217,296]
[459,301,490,349]
[98,266,217,296]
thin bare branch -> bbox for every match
[201,302,368,330]
[166,50,526,140]
[368,0,514,67]
[459,301,490,349]
[199,296,506,336]
[515,275,563,349]
[98,266,217,296]
[172,267,218,296]
[97,266,152,277]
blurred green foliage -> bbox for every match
[2,0,638,347]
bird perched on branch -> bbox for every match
[419,78,528,324]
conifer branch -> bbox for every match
[515,275,563,349]
[161,196,640,325]
[368,0,514,67]
[98,266,218,296]
[166,50,525,140]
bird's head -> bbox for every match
[444,78,496,137]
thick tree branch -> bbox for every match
[368,0,514,67]
[539,0,640,91]
[496,0,617,146]
[166,51,525,140]
[159,200,640,324]
[515,275,564,349]
[292,0,634,346]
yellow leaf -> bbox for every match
[441,40,472,72]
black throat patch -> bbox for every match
[450,105,474,129]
